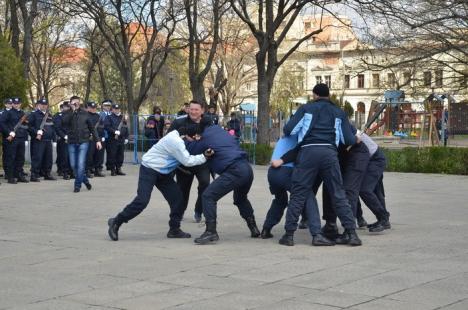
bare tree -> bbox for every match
[66,0,181,127]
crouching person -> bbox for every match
[187,125,260,245]
[107,128,212,241]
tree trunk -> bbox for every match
[257,74,271,145]
[8,0,20,57]
[19,0,38,80]
[190,77,206,104]
[84,57,97,102]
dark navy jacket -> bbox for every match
[104,113,129,142]
[0,108,29,140]
[88,112,104,140]
[187,125,247,174]
[284,99,356,147]
[28,110,55,141]
[53,112,68,140]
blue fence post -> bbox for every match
[133,113,139,164]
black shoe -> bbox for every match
[368,216,391,232]
[321,222,339,240]
[57,171,63,177]
[108,218,121,241]
[261,228,273,239]
[8,178,17,184]
[194,222,219,245]
[30,174,40,182]
[167,228,191,238]
[335,229,362,246]
[116,168,126,176]
[17,175,29,183]
[44,173,56,180]
[194,212,202,223]
[357,217,368,228]
[312,234,335,246]
[111,169,117,176]
[63,174,70,180]
[245,216,261,238]
[84,182,92,190]
[74,187,80,193]
[298,219,308,229]
[279,231,295,246]
[86,171,94,178]
[94,169,105,177]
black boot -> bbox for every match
[63,173,70,180]
[369,214,391,232]
[167,228,191,238]
[44,172,56,180]
[245,216,261,238]
[108,217,122,241]
[194,221,219,245]
[86,170,94,178]
[357,217,368,228]
[279,230,295,246]
[321,222,339,240]
[94,168,105,177]
[312,233,335,246]
[84,182,92,190]
[8,178,17,184]
[111,169,117,176]
[261,227,273,239]
[30,173,40,182]
[17,174,29,183]
[335,229,362,246]
[116,168,126,176]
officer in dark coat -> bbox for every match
[144,106,165,147]
[104,104,128,176]
[53,102,71,179]
[0,97,29,183]
[187,125,261,245]
[1,98,13,178]
[28,98,56,182]
[86,101,105,177]
[281,83,361,246]
[98,100,112,175]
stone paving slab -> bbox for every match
[1,165,468,310]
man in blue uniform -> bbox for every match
[99,100,112,175]
[53,102,71,179]
[104,104,128,176]
[86,101,105,178]
[281,83,362,246]
[28,98,56,182]
[187,125,261,245]
[1,98,14,178]
[0,97,29,184]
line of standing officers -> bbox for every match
[0,96,128,189]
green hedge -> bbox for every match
[382,147,468,175]
[241,143,273,165]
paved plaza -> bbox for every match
[1,165,468,310]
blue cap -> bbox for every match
[37,98,48,105]
[102,99,112,106]
[12,97,21,104]
[87,101,97,108]
[4,98,13,104]
[112,104,120,109]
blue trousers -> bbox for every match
[264,166,322,235]
[116,165,184,229]
[68,143,89,188]
[202,160,254,223]
[285,146,355,232]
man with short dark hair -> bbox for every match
[280,83,362,246]
[53,101,71,179]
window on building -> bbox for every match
[424,71,432,86]
[324,75,331,88]
[435,70,443,87]
[403,72,411,85]
[387,73,396,88]
[304,22,311,31]
[461,74,467,87]
[357,74,365,88]
[315,75,322,85]
[372,74,380,88]
[246,83,251,91]
[344,75,350,88]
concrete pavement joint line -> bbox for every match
[432,297,468,310]
[340,272,467,309]
[324,268,401,291]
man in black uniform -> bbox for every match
[53,102,71,179]
[86,101,105,178]
[205,105,219,125]
[104,104,128,176]
[168,100,211,223]
[1,98,13,178]
[0,97,29,184]
[28,98,56,182]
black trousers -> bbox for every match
[116,165,185,229]
[31,139,53,175]
[86,140,99,171]
[56,139,70,174]
[359,150,388,219]
[4,139,26,179]
[106,139,124,170]
[285,146,355,232]
[202,160,254,223]
[96,140,105,170]
[175,163,210,216]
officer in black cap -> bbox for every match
[98,99,112,175]
[0,97,29,183]
[53,101,72,179]
[104,103,128,176]
[1,98,14,178]
[27,98,56,182]
[86,101,105,177]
